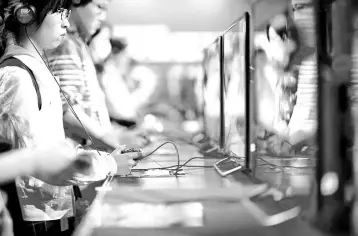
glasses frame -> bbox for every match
[56,8,71,21]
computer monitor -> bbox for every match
[222,12,250,162]
[201,36,224,148]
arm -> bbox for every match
[0,143,78,185]
[70,147,141,185]
[0,67,81,185]
[0,142,119,186]
[63,108,119,150]
[0,148,40,184]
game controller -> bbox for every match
[121,148,144,160]
[121,148,142,154]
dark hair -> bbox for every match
[73,0,92,7]
[110,38,128,55]
[0,0,72,56]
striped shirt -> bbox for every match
[288,55,317,135]
[47,26,112,142]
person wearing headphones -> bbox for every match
[0,0,139,235]
[46,0,148,152]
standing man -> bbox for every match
[47,0,147,151]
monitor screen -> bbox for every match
[222,13,249,158]
[202,36,223,144]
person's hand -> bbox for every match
[100,128,148,151]
[32,141,78,181]
[110,147,141,176]
[116,129,149,148]
[267,135,292,156]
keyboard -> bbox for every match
[243,194,301,226]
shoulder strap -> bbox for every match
[0,57,42,110]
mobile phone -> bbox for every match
[214,157,243,176]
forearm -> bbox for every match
[63,107,119,149]
[71,150,117,184]
[0,149,36,184]
[0,148,74,186]
[107,100,137,120]
[38,150,117,186]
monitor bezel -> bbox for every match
[201,36,224,146]
[221,12,251,166]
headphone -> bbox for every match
[13,2,37,26]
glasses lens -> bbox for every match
[61,9,71,20]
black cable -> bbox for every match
[281,140,293,149]
[160,157,205,170]
[182,165,212,168]
[257,157,315,170]
[136,156,210,172]
[257,157,284,171]
[25,28,101,156]
[174,156,206,170]
[141,141,181,175]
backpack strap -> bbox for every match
[0,57,42,110]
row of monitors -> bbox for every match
[200,12,250,160]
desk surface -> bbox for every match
[74,133,324,236]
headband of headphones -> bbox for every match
[13,2,37,26]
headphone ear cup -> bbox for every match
[13,3,36,26]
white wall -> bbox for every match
[108,0,247,31]
[106,0,288,32]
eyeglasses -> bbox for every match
[56,8,71,21]
[91,2,108,12]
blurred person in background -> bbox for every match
[89,24,112,71]
[254,13,316,155]
[47,0,147,151]
[166,64,189,123]
[223,34,246,156]
[102,37,158,120]
[203,44,221,140]
[179,65,203,121]
[89,26,163,134]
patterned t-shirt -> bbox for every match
[0,47,74,221]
